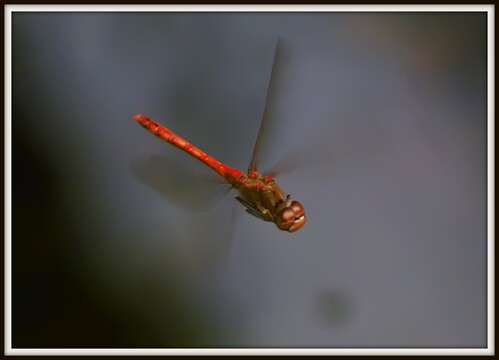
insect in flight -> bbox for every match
[133,40,306,232]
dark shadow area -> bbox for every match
[12,111,227,347]
[316,290,354,327]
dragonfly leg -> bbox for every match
[245,207,270,221]
[235,196,253,209]
[235,196,270,222]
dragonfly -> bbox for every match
[133,40,306,232]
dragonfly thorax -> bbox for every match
[236,171,307,232]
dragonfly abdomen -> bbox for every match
[133,114,245,184]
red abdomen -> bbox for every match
[133,114,245,185]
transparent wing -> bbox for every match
[248,38,284,174]
[265,117,391,180]
[131,153,232,211]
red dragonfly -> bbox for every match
[133,40,306,232]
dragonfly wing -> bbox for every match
[248,38,284,174]
[264,116,392,181]
[264,147,305,178]
[132,154,232,211]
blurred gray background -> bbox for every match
[12,12,487,347]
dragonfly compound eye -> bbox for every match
[290,201,305,215]
[276,200,306,232]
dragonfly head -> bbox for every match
[275,196,306,232]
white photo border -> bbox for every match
[4,4,495,356]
